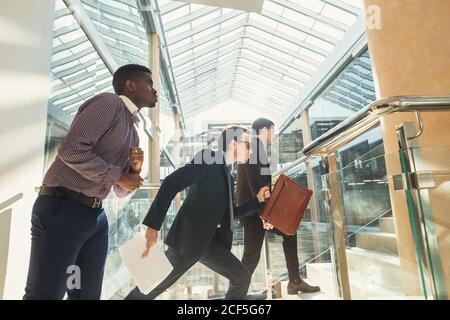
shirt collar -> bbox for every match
[119,95,139,115]
[119,95,140,124]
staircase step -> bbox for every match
[348,269,405,299]
[306,263,337,299]
[379,217,395,233]
[346,247,419,292]
[356,232,398,255]
[304,259,423,300]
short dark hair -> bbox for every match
[218,125,250,152]
[252,118,274,134]
[112,64,152,95]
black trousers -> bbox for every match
[23,195,109,300]
[125,232,251,300]
[241,215,300,282]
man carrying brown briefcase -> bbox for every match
[236,118,320,295]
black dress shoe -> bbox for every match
[287,280,320,294]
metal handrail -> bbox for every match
[303,95,450,157]
[371,95,450,114]
[141,183,161,190]
[271,155,309,180]
[0,193,23,212]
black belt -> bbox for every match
[38,186,103,209]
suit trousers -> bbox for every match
[125,232,251,300]
[23,195,109,300]
[241,215,301,282]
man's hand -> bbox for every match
[142,227,158,258]
[129,147,144,174]
[257,186,271,203]
[261,219,274,230]
[117,172,143,192]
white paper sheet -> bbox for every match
[118,231,173,295]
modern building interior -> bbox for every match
[0,0,449,300]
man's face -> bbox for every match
[132,72,158,108]
[235,132,252,164]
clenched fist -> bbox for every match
[129,147,144,174]
[257,186,271,203]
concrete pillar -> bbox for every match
[364,0,450,298]
[364,0,450,97]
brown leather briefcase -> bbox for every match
[259,174,313,236]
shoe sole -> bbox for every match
[287,288,321,295]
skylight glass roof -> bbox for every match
[49,0,149,119]
[155,0,363,120]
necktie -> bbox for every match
[226,168,235,232]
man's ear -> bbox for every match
[125,79,136,93]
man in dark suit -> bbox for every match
[125,126,271,300]
[236,118,320,295]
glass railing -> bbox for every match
[301,95,450,300]
[100,190,152,299]
[263,159,334,298]
[100,185,176,300]
[322,144,427,299]
[390,144,450,300]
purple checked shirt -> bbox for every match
[43,92,140,199]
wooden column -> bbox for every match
[300,110,322,261]
[149,33,161,199]
[327,155,351,300]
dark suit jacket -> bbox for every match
[235,137,271,206]
[142,149,262,259]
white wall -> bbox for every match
[0,0,55,299]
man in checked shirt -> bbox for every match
[23,64,158,300]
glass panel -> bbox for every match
[288,0,325,13]
[191,9,221,28]
[313,22,345,40]
[282,7,315,28]
[391,144,450,300]
[322,127,427,300]
[102,194,154,299]
[322,4,357,26]
[161,4,190,24]
[272,117,304,170]
[264,159,336,298]
[81,0,149,66]
[308,49,376,141]
[262,1,285,16]
[159,70,176,155]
